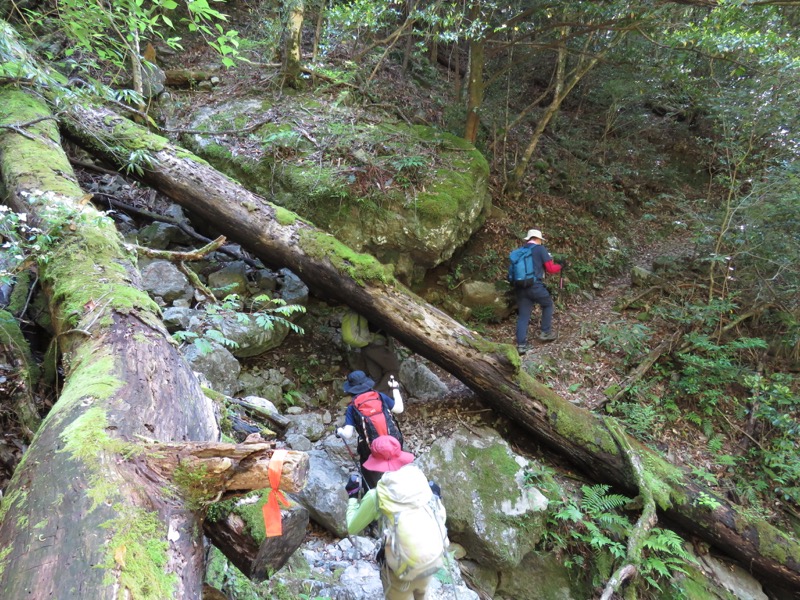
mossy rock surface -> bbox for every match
[182,99,491,284]
[417,426,549,570]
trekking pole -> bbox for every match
[336,431,371,493]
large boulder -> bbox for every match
[417,426,549,570]
[182,99,491,284]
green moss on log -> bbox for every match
[59,405,138,509]
[41,219,160,330]
[298,229,394,285]
[0,545,12,579]
[100,506,177,599]
[0,89,84,198]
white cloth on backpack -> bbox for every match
[376,464,448,581]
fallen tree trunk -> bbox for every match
[0,87,308,598]
[205,499,310,581]
[61,102,800,591]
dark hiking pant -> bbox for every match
[349,340,401,395]
[515,283,554,345]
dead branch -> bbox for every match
[600,419,658,600]
[144,441,309,495]
[230,397,291,429]
[93,193,263,269]
[126,235,226,261]
[616,285,663,311]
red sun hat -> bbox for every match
[363,436,415,472]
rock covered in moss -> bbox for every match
[417,425,549,570]
[183,99,491,284]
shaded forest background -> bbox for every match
[0,0,799,598]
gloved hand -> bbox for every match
[336,425,355,439]
[429,480,442,499]
[345,473,362,497]
[388,376,399,390]
[560,258,569,270]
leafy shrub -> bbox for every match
[596,321,652,369]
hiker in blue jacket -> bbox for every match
[337,370,404,488]
[508,228,564,355]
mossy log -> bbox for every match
[0,308,40,438]
[164,68,215,88]
[145,442,309,495]
[60,101,800,593]
[204,500,310,581]
[0,86,224,599]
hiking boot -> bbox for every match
[517,344,530,355]
[538,330,558,343]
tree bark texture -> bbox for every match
[464,1,485,144]
[61,102,800,592]
[0,87,223,599]
[205,501,309,581]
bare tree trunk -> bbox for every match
[60,101,800,592]
[282,0,304,87]
[506,29,626,197]
[463,1,484,143]
[0,88,308,598]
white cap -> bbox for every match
[525,229,544,241]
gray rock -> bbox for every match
[700,555,768,600]
[138,222,192,249]
[278,268,309,306]
[184,100,491,286]
[213,312,290,358]
[181,340,240,395]
[631,265,656,288]
[208,260,249,298]
[285,434,313,451]
[399,358,449,401]
[161,306,200,331]
[496,551,588,600]
[285,412,326,442]
[290,450,349,537]
[418,426,548,570]
[460,280,512,320]
[140,260,192,303]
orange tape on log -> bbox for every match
[263,449,290,537]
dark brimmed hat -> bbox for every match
[343,370,375,395]
[363,436,415,472]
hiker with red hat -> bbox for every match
[345,436,448,600]
[508,227,565,355]
[337,370,405,488]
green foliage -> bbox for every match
[742,373,800,505]
[610,399,665,442]
[0,195,100,286]
[671,332,767,419]
[693,492,722,511]
[545,484,696,594]
[549,484,632,562]
[596,321,652,370]
[639,528,697,592]
[173,294,305,356]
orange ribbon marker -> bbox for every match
[263,448,290,537]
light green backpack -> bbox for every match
[341,311,372,348]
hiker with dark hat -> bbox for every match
[337,370,405,488]
[508,228,564,355]
[345,436,448,600]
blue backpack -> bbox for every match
[508,246,538,288]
